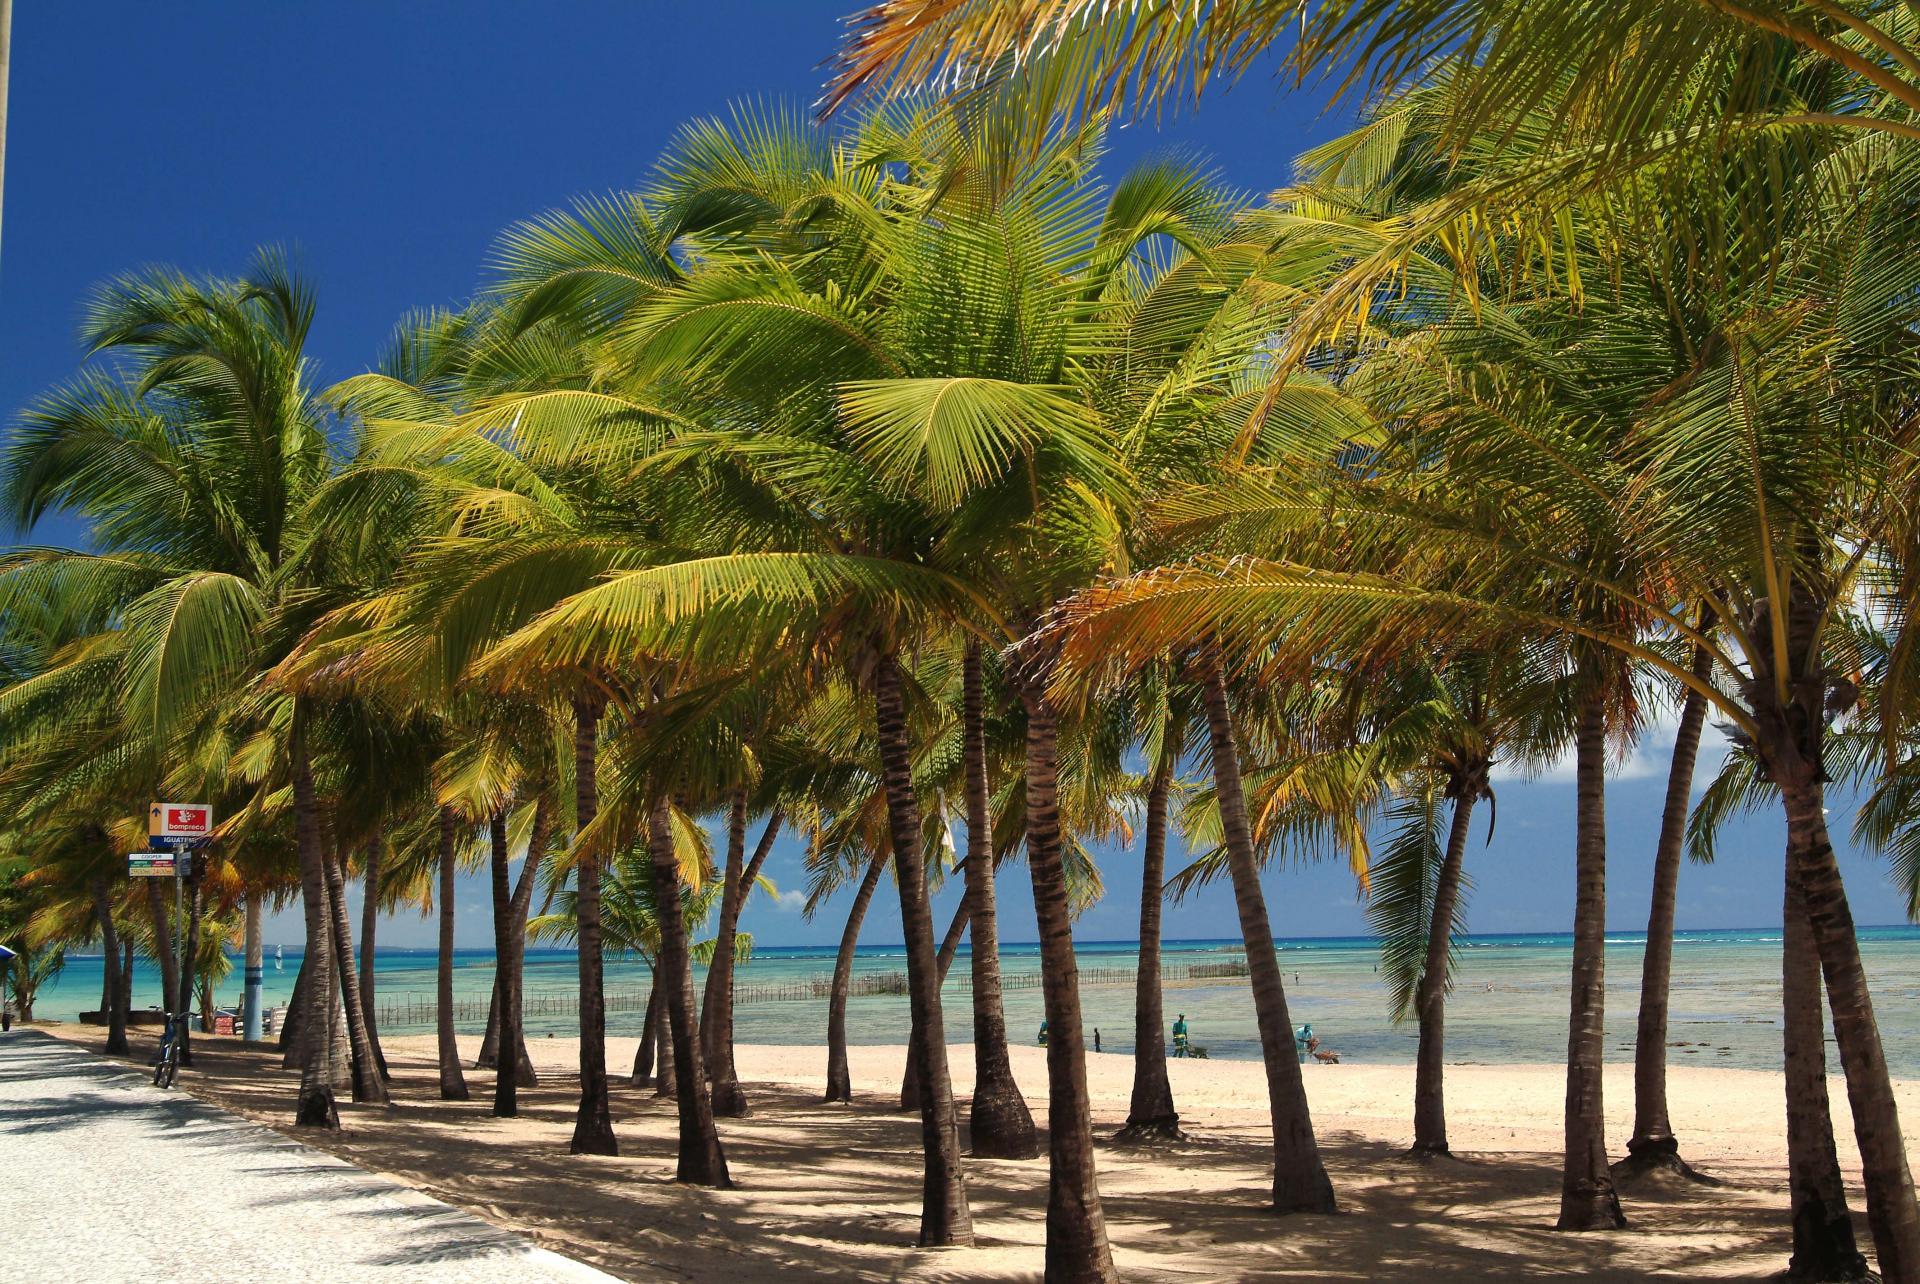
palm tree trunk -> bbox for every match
[358,841,390,1080]
[477,983,502,1068]
[93,874,129,1056]
[655,995,679,1097]
[488,809,523,1118]
[960,639,1038,1159]
[505,806,546,1088]
[1022,679,1117,1280]
[1411,783,1479,1157]
[1623,649,1713,1179]
[118,940,134,1040]
[281,949,310,1067]
[290,708,340,1129]
[435,806,470,1101]
[1781,770,1920,1281]
[321,841,388,1105]
[570,694,618,1156]
[649,796,730,1185]
[1558,683,1624,1229]
[874,647,973,1248]
[179,868,201,1058]
[1120,751,1180,1142]
[146,880,179,1021]
[1784,862,1867,1281]
[901,891,971,1112]
[704,794,783,1117]
[1198,655,1335,1215]
[477,861,540,1087]
[826,847,887,1104]
[634,968,660,1085]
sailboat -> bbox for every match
[274,943,283,972]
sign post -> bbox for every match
[145,804,213,1048]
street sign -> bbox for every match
[128,852,188,877]
[149,803,212,840]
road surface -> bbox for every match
[0,1030,621,1283]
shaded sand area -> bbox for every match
[46,1024,1920,1281]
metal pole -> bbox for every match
[172,857,185,1019]
[242,892,263,1041]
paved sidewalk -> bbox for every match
[0,1030,623,1283]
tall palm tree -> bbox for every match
[0,251,352,1125]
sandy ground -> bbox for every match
[44,1023,1920,1281]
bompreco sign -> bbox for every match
[149,803,212,839]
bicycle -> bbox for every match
[152,1009,188,1088]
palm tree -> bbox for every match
[0,251,354,1125]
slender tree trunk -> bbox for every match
[118,940,134,1039]
[93,875,129,1056]
[488,810,523,1118]
[959,640,1038,1159]
[1781,772,1920,1280]
[826,847,888,1104]
[146,880,179,1021]
[649,797,730,1185]
[242,893,263,1043]
[1198,655,1335,1216]
[570,694,618,1156]
[655,994,679,1097]
[1121,752,1180,1142]
[506,826,542,1089]
[1411,783,1480,1157]
[281,950,311,1067]
[477,983,501,1068]
[634,969,660,1085]
[1622,651,1713,1180]
[184,868,205,1049]
[435,807,470,1101]
[1022,677,1117,1280]
[358,841,390,1080]
[874,648,973,1248]
[477,900,537,1084]
[704,795,783,1118]
[1558,684,1625,1229]
[901,891,971,1112]
[290,709,340,1129]
[1784,863,1868,1281]
[322,842,388,1105]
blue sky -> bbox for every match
[3,3,1907,949]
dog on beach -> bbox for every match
[1312,1047,1341,1065]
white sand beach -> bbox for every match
[47,1025,1918,1281]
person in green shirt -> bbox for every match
[1038,1018,1049,1047]
[1171,1013,1189,1058]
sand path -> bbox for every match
[0,1029,616,1283]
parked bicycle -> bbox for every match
[152,1009,188,1088]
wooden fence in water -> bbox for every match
[375,955,1250,1030]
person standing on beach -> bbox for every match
[1171,1014,1188,1058]
[1037,1019,1049,1047]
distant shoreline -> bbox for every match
[53,922,1920,960]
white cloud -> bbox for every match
[769,888,807,912]
[1490,701,1734,788]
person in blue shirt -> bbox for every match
[1171,1013,1189,1057]
[1038,1019,1049,1047]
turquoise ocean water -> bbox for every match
[36,926,1920,1072]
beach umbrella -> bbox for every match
[0,944,14,962]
